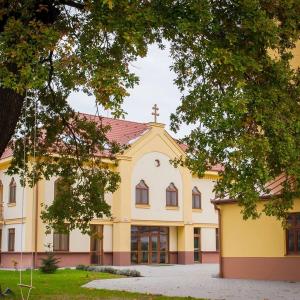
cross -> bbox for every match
[152,104,159,123]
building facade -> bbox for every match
[213,174,300,281]
[0,118,220,268]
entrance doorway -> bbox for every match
[131,226,168,264]
[90,225,103,265]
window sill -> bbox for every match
[135,204,151,209]
[284,254,300,257]
[165,206,179,210]
[7,203,16,207]
[192,208,203,212]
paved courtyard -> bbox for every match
[84,264,300,300]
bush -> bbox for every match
[75,265,141,277]
[40,253,60,274]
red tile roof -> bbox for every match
[212,173,295,204]
[0,113,223,173]
[79,113,149,145]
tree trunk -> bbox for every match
[0,87,24,157]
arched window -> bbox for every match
[166,183,178,207]
[192,187,201,209]
[9,178,16,204]
[135,180,149,205]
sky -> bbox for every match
[67,44,191,138]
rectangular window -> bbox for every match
[194,227,201,262]
[53,232,69,251]
[136,189,148,204]
[192,194,201,209]
[8,228,15,252]
[166,191,177,206]
[9,184,16,204]
[286,213,300,255]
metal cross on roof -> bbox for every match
[152,104,159,123]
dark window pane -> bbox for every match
[142,190,148,203]
[53,232,69,251]
[160,252,166,263]
[194,251,199,262]
[8,229,15,252]
[151,236,158,251]
[297,230,300,252]
[194,237,199,249]
[166,183,178,206]
[192,195,199,208]
[152,252,158,263]
[136,180,149,204]
[194,228,200,235]
[160,235,167,251]
[131,252,138,264]
[296,215,300,226]
[160,227,168,234]
[141,252,148,263]
[131,226,138,233]
[141,236,149,251]
[288,230,294,252]
[131,236,138,251]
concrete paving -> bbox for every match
[83,264,300,300]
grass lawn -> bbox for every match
[0,269,204,300]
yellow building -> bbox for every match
[0,114,221,268]
[213,175,300,281]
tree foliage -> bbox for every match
[1,0,300,231]
[170,0,300,222]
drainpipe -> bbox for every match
[214,204,223,278]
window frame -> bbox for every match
[286,213,300,255]
[166,183,178,207]
[53,231,69,252]
[135,180,149,205]
[8,228,15,252]
[192,187,201,209]
[9,178,16,204]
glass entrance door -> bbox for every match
[131,226,169,264]
[140,234,149,263]
[151,234,159,264]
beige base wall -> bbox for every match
[0,251,219,268]
[0,252,90,268]
[113,252,131,266]
[222,257,300,281]
[202,251,219,263]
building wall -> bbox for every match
[219,199,300,281]
[0,123,219,267]
[2,223,25,252]
[131,151,183,221]
[0,172,25,221]
[191,177,218,225]
[201,227,216,252]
